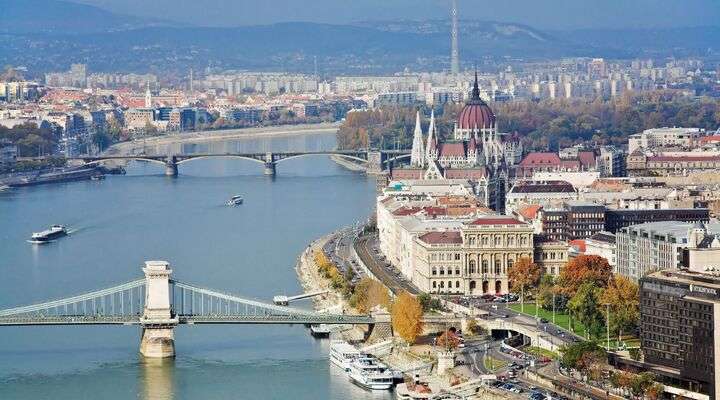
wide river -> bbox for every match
[0,132,391,400]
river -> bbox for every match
[0,132,391,400]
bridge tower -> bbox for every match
[263,152,276,176]
[165,156,178,177]
[140,261,178,358]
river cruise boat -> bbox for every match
[329,340,361,372]
[347,356,395,391]
[226,195,243,206]
[30,225,68,243]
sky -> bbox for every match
[77,0,720,30]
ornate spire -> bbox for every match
[410,111,425,168]
[468,67,484,104]
[426,109,437,160]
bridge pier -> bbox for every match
[263,152,276,176]
[140,261,178,358]
[165,157,178,177]
[366,151,386,175]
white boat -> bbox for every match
[347,355,395,391]
[30,225,68,243]
[329,340,361,372]
[226,195,243,206]
[310,324,331,337]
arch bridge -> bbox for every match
[0,261,375,358]
[72,149,410,177]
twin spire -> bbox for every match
[410,110,436,168]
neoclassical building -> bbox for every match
[412,216,534,295]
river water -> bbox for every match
[0,132,390,400]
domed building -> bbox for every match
[394,72,513,212]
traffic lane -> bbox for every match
[355,235,419,295]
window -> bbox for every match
[482,260,488,274]
[432,267,437,276]
[456,281,460,288]
[454,253,461,261]
[481,236,489,246]
[432,281,437,288]
[494,260,501,275]
[495,236,502,246]
[469,260,476,274]
[469,237,476,245]
[455,268,461,275]
[507,258,514,269]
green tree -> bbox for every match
[559,341,606,370]
[568,282,605,339]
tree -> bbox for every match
[568,282,605,339]
[436,329,460,352]
[349,277,391,313]
[537,273,557,310]
[559,341,606,370]
[391,291,424,344]
[557,255,613,298]
[417,293,442,312]
[600,275,640,340]
[507,257,541,312]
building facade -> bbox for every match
[640,270,720,399]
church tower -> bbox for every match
[426,110,438,161]
[410,111,426,168]
[145,82,152,108]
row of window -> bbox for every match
[466,235,530,247]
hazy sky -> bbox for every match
[77,0,720,30]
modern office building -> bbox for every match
[639,270,720,399]
[616,221,720,280]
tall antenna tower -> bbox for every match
[451,0,460,75]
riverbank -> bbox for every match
[107,122,340,156]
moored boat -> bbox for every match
[310,324,331,338]
[347,355,395,391]
[329,340,361,372]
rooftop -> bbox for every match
[417,231,463,245]
[467,217,526,226]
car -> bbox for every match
[501,314,510,318]
[539,318,549,323]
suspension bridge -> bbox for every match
[0,261,376,358]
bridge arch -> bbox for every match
[174,155,266,166]
[275,152,368,164]
[83,157,169,167]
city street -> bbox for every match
[354,233,420,295]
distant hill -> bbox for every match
[0,0,179,34]
[0,1,717,75]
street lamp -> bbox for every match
[603,303,611,351]
[552,290,556,325]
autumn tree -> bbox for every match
[436,329,460,352]
[391,291,424,344]
[600,275,640,340]
[507,257,541,312]
[349,277,391,313]
[557,255,613,298]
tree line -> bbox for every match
[337,91,720,151]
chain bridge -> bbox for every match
[69,149,410,176]
[0,261,375,358]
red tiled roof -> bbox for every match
[578,151,596,169]
[569,239,586,253]
[517,204,542,220]
[418,231,463,244]
[698,135,720,143]
[444,168,487,179]
[519,152,562,167]
[392,207,422,216]
[468,217,526,226]
[438,142,467,158]
[390,169,424,180]
[422,206,447,216]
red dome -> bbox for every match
[457,102,495,130]
[457,70,496,129]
